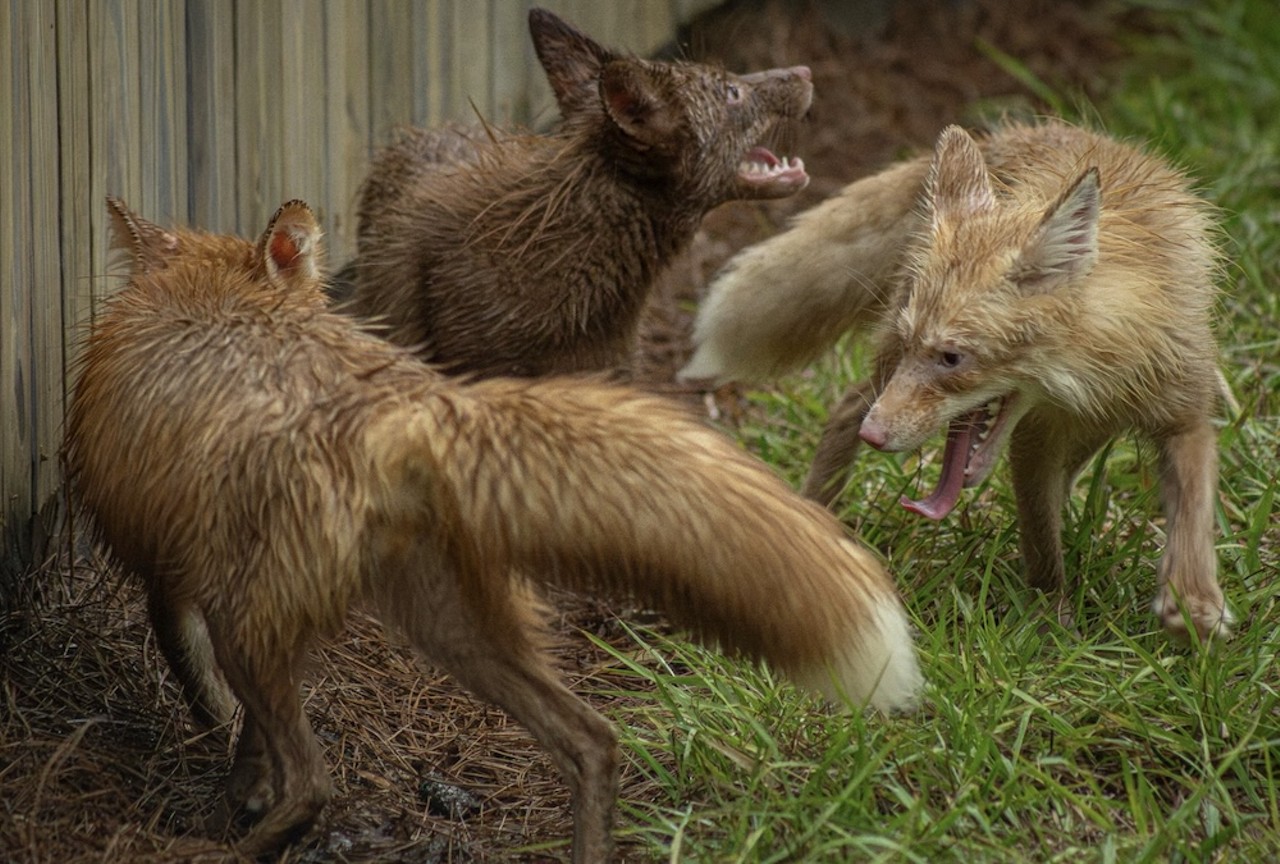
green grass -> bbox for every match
[599,1,1280,860]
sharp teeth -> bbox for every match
[970,399,1002,451]
[739,157,804,177]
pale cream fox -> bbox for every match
[680,120,1231,642]
[65,198,922,861]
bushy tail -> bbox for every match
[678,158,930,385]
[405,378,923,713]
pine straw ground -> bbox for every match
[1,1,1141,861]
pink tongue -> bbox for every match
[901,418,972,520]
[744,146,779,167]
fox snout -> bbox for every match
[859,399,933,453]
[859,414,891,450]
[741,64,812,84]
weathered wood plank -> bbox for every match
[489,0,535,125]
[235,0,282,234]
[1,0,34,550]
[24,1,65,508]
[444,0,492,123]
[187,0,238,233]
[278,0,331,239]
[323,1,371,264]
[89,0,144,293]
[55,0,94,347]
[368,0,419,146]
[138,0,188,229]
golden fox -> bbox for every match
[64,199,922,860]
[680,120,1231,642]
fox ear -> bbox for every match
[529,7,615,117]
[1013,168,1101,294]
[600,60,681,152]
[106,196,180,277]
[926,126,995,227]
[258,200,323,292]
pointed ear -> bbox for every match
[600,60,680,152]
[528,7,615,117]
[106,196,180,276]
[1013,168,1101,294]
[257,200,323,292]
[926,126,995,228]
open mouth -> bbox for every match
[738,146,808,196]
[901,393,1021,521]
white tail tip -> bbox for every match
[793,591,924,714]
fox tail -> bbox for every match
[401,378,923,713]
[679,158,929,385]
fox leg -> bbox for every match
[382,568,618,864]
[1009,415,1111,609]
[803,378,878,506]
[1152,419,1230,640]
[145,585,231,729]
[209,625,331,856]
[443,619,617,863]
[1009,418,1073,596]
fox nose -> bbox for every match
[859,416,888,450]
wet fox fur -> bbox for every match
[64,198,922,860]
[679,120,1231,642]
[343,7,813,379]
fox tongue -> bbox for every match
[900,418,973,521]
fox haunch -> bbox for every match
[65,199,922,860]
[342,7,813,379]
[680,120,1231,642]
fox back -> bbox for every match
[347,6,812,378]
[68,201,399,665]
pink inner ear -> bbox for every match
[606,84,645,125]
[269,229,300,272]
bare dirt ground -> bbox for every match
[0,2,1140,861]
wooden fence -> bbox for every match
[0,0,717,573]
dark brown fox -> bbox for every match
[65,199,921,860]
[344,6,813,379]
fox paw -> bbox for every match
[225,751,275,825]
[1152,587,1234,643]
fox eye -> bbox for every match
[725,82,742,103]
[938,350,964,369]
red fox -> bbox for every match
[342,7,813,379]
[679,120,1231,642]
[65,199,921,860]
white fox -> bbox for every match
[681,120,1231,642]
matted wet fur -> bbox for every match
[64,199,921,860]
[342,6,813,379]
[681,120,1231,642]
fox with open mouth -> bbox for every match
[342,6,812,380]
[680,120,1233,642]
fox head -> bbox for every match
[106,197,326,301]
[859,125,1102,519]
[528,7,812,205]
